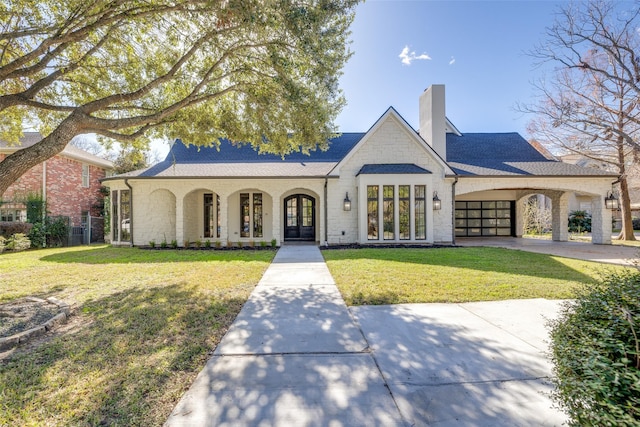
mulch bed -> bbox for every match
[0,298,60,338]
[320,243,459,250]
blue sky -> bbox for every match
[150,1,566,159]
[336,0,566,136]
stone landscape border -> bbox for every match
[0,297,71,351]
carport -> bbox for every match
[453,175,618,245]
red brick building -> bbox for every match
[0,132,113,226]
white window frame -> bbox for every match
[239,192,263,239]
[357,174,434,243]
[82,164,90,188]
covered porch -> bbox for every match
[108,178,326,247]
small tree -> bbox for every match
[25,192,45,223]
[111,146,150,174]
[523,197,551,235]
[568,210,592,233]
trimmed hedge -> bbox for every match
[549,270,640,426]
[0,221,33,238]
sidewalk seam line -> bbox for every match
[390,375,553,388]
[457,303,545,352]
[214,350,371,356]
[347,306,411,427]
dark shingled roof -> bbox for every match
[447,133,551,164]
[114,134,365,178]
[357,164,431,175]
[109,128,617,179]
[167,133,365,163]
[446,133,616,176]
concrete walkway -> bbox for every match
[165,245,404,426]
[166,245,568,426]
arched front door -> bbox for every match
[284,194,316,241]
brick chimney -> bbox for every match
[419,84,446,159]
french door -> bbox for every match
[284,195,315,241]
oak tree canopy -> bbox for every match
[0,0,358,194]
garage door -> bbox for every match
[455,201,515,237]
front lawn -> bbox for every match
[0,245,274,426]
[323,247,630,305]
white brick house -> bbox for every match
[102,85,618,247]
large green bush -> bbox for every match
[549,269,640,426]
[25,216,71,248]
[28,222,47,248]
[44,216,70,247]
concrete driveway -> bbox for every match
[457,237,639,266]
[351,299,567,426]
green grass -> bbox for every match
[612,239,640,247]
[0,245,274,426]
[323,247,630,305]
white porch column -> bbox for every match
[515,196,527,238]
[175,192,185,246]
[590,194,612,244]
[271,191,282,246]
[218,191,229,243]
[551,192,570,242]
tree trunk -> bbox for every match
[0,118,81,195]
[616,176,637,240]
[614,133,636,241]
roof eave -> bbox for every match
[455,173,620,178]
[61,150,114,169]
[101,175,336,182]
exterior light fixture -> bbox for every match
[432,191,441,210]
[604,190,619,210]
[343,192,351,211]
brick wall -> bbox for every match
[0,153,108,226]
[0,153,44,200]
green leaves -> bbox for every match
[0,0,359,192]
[549,269,640,426]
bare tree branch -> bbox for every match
[523,0,640,240]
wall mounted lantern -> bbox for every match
[432,191,441,210]
[604,190,619,210]
[343,192,351,211]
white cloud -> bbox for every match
[399,45,431,66]
[449,56,456,65]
